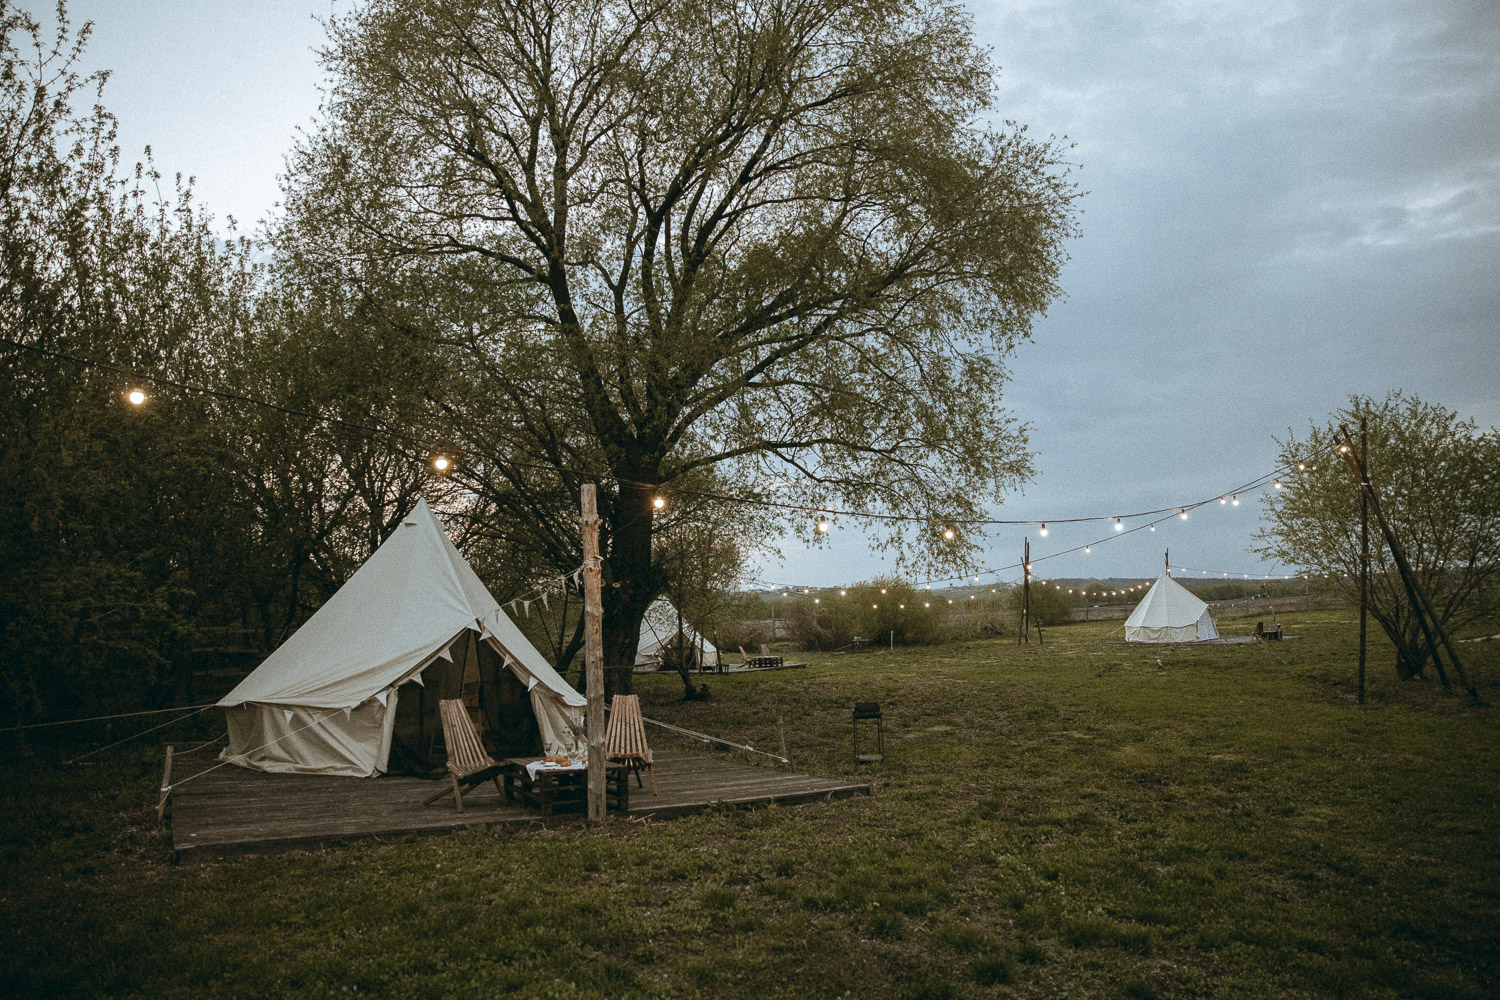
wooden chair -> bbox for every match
[423,698,504,812]
[739,645,783,669]
[605,694,656,794]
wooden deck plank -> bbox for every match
[168,747,868,857]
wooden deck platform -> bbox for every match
[167,746,868,859]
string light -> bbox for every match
[1114,517,1123,531]
[1149,524,1156,531]
[432,455,451,473]
[1219,496,1227,504]
[14,337,1327,554]
[1179,509,1188,520]
[816,518,830,533]
[126,388,146,406]
[1273,480,1283,490]
[652,495,667,509]
[1039,523,1048,536]
[1231,495,1240,506]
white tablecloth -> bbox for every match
[525,758,587,780]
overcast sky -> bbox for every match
[63,0,1499,588]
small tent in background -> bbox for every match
[1124,571,1219,643]
[217,499,585,777]
[636,598,719,669]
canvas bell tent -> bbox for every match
[1124,572,1219,643]
[217,499,585,777]
[636,598,719,669]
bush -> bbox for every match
[1008,583,1076,627]
[787,577,950,651]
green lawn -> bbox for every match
[3,612,1497,999]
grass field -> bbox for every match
[3,612,1497,999]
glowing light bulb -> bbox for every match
[1149,524,1156,532]
[1273,480,1283,490]
[1219,496,1227,504]
[840,589,847,596]
[126,388,146,405]
[432,455,451,473]
[880,588,887,594]
[943,527,955,541]
[1232,495,1240,506]
[1298,462,1306,470]
[1039,522,1048,536]
[652,495,666,509]
[816,518,830,533]
[1115,518,1123,531]
[1179,509,1188,520]
[1084,545,1091,553]
[814,598,820,604]
[924,602,930,608]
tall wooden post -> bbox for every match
[1336,426,1477,700]
[1358,417,1368,705]
[581,484,606,822]
[1020,537,1031,644]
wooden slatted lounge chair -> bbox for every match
[605,694,656,794]
[739,646,783,669]
[423,698,504,812]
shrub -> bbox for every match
[787,578,949,650]
[1008,583,1076,626]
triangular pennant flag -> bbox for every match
[375,690,389,707]
[541,592,550,611]
[283,708,294,724]
[411,672,424,686]
[343,706,353,719]
[523,600,531,617]
[526,676,538,691]
[435,645,453,662]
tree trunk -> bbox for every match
[1395,644,1428,681]
[598,481,664,696]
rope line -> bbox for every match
[1,335,1335,532]
[601,700,787,763]
[64,705,216,765]
[2,702,221,733]
[165,709,340,792]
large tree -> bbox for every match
[281,0,1078,668]
[1255,392,1500,682]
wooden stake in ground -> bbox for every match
[156,744,174,826]
[581,484,606,822]
[1358,417,1368,705]
[1336,426,1478,701]
[1020,537,1031,644]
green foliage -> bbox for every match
[785,578,948,650]
[1010,581,1077,626]
[1256,391,1500,680]
[280,0,1080,664]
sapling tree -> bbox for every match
[1255,392,1500,681]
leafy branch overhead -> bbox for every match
[281,0,1079,666]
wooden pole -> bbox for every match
[581,484,606,822]
[1336,427,1477,699]
[1020,537,1031,644]
[1358,417,1368,705]
[155,744,174,826]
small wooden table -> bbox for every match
[500,760,630,816]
